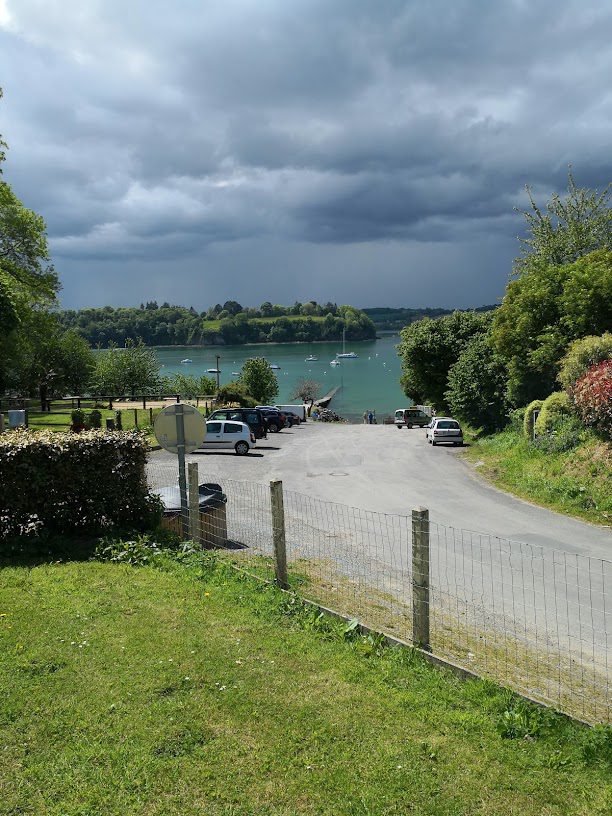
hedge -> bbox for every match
[534,392,572,437]
[0,429,161,548]
[523,400,543,439]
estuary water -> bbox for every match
[154,333,408,421]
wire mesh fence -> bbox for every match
[147,459,611,724]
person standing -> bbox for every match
[367,411,373,425]
[362,410,368,424]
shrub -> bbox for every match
[523,400,543,439]
[216,383,256,408]
[0,429,161,551]
[71,408,86,429]
[558,333,612,391]
[532,415,584,453]
[508,407,526,433]
[534,392,572,437]
[571,360,612,438]
[88,409,102,429]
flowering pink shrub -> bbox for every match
[571,360,612,437]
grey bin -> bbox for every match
[155,483,228,547]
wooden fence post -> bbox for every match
[149,407,154,426]
[188,462,200,545]
[133,407,138,428]
[411,506,430,651]
[270,479,289,589]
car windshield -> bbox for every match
[437,420,460,429]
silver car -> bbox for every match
[425,417,463,447]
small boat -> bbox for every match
[231,371,240,376]
[335,327,358,359]
[330,359,340,367]
[181,358,193,364]
[207,368,220,374]
[270,364,281,370]
[305,355,318,362]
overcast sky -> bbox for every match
[1,1,611,311]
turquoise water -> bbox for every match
[154,334,408,421]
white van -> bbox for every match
[275,404,307,421]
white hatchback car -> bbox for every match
[200,420,255,455]
[425,417,464,446]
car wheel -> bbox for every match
[431,440,437,446]
[407,423,413,429]
[268,422,279,433]
[235,441,249,455]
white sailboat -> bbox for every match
[305,354,318,362]
[336,327,358,359]
[330,359,340,366]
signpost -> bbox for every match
[154,404,206,537]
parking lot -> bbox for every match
[148,420,611,560]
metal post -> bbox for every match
[411,506,430,651]
[270,479,289,589]
[188,461,200,545]
[149,407,153,426]
[133,407,138,428]
[216,355,221,392]
[176,403,189,538]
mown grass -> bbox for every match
[464,428,612,525]
[1,548,610,815]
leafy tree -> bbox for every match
[291,378,321,403]
[1,89,59,391]
[445,335,509,432]
[216,382,256,408]
[398,311,492,411]
[93,339,161,396]
[515,170,611,273]
[222,300,242,316]
[558,333,612,391]
[239,358,278,404]
[492,250,612,404]
[162,372,217,398]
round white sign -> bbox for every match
[154,403,206,454]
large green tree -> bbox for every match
[515,170,611,273]
[492,249,612,404]
[7,312,94,405]
[93,340,161,396]
[397,311,492,412]
[445,335,509,432]
[239,358,278,405]
[1,88,60,393]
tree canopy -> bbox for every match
[239,358,278,405]
[398,311,492,411]
[491,249,612,404]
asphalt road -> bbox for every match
[149,421,611,561]
[148,422,611,697]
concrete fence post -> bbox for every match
[411,506,430,651]
[188,462,200,545]
[270,479,289,590]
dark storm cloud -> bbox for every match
[0,0,611,308]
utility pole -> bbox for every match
[216,355,221,392]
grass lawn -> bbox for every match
[0,550,610,816]
[463,428,612,526]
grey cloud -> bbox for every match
[0,0,611,308]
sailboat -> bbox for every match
[305,354,318,362]
[335,327,358,359]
